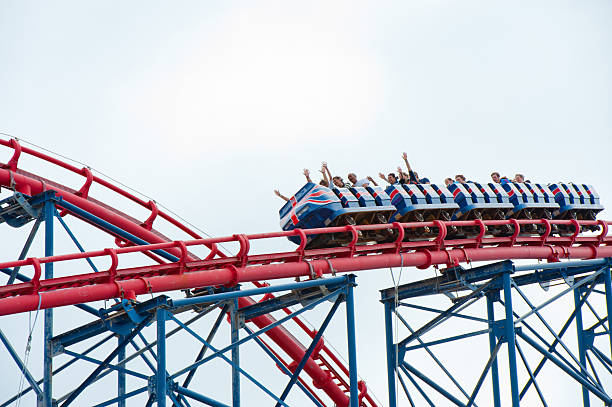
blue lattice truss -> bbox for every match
[2,274,359,407]
[381,258,612,407]
[0,191,361,407]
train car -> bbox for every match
[494,182,560,234]
[549,183,604,232]
[278,181,604,247]
[279,183,395,248]
[379,183,459,239]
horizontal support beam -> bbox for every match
[172,275,349,308]
[3,249,612,316]
[382,258,612,301]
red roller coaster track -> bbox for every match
[0,138,610,406]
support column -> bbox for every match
[230,299,240,407]
[502,272,520,406]
[43,198,54,407]
[486,292,502,407]
[157,308,167,407]
[345,275,358,407]
[118,335,126,407]
[603,266,612,359]
[573,288,590,407]
[384,301,397,407]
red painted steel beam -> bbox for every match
[1,138,609,407]
[0,141,352,406]
[238,296,350,406]
[2,244,611,316]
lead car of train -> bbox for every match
[278,181,604,249]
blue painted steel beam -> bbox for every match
[60,349,149,380]
[0,333,115,407]
[53,295,169,348]
[157,308,167,407]
[399,364,435,407]
[400,302,489,323]
[169,289,344,380]
[574,288,591,407]
[180,305,228,390]
[380,261,513,302]
[54,208,99,273]
[514,259,610,272]
[589,347,612,374]
[345,275,359,407]
[466,339,502,407]
[230,300,240,407]
[43,198,54,407]
[238,280,347,321]
[6,214,42,284]
[393,312,475,403]
[519,282,597,399]
[118,335,126,407]
[511,281,599,385]
[174,385,229,407]
[486,293,501,407]
[275,294,343,406]
[59,314,154,407]
[515,341,547,407]
[403,329,490,352]
[396,369,416,407]
[382,259,612,301]
[398,284,489,349]
[243,326,325,407]
[517,330,612,404]
[168,314,292,407]
[91,386,149,407]
[0,328,43,400]
[384,301,397,407]
[502,272,520,406]
[172,276,348,309]
[401,362,466,407]
[604,267,612,358]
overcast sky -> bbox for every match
[1,1,611,406]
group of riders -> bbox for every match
[275,152,526,202]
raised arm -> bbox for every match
[319,164,329,184]
[397,166,409,183]
[402,152,412,172]
[367,176,378,186]
[379,172,390,185]
[303,168,312,183]
[402,152,419,183]
[322,162,333,182]
[274,189,290,202]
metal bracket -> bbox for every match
[491,319,507,341]
[583,329,595,349]
[0,191,41,227]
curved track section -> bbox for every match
[0,139,362,407]
[1,138,611,407]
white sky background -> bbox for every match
[0,1,611,406]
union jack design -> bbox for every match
[388,188,401,204]
[283,187,334,227]
[551,187,560,196]
[452,188,460,198]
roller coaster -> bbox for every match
[0,137,611,406]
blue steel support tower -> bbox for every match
[381,258,612,407]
